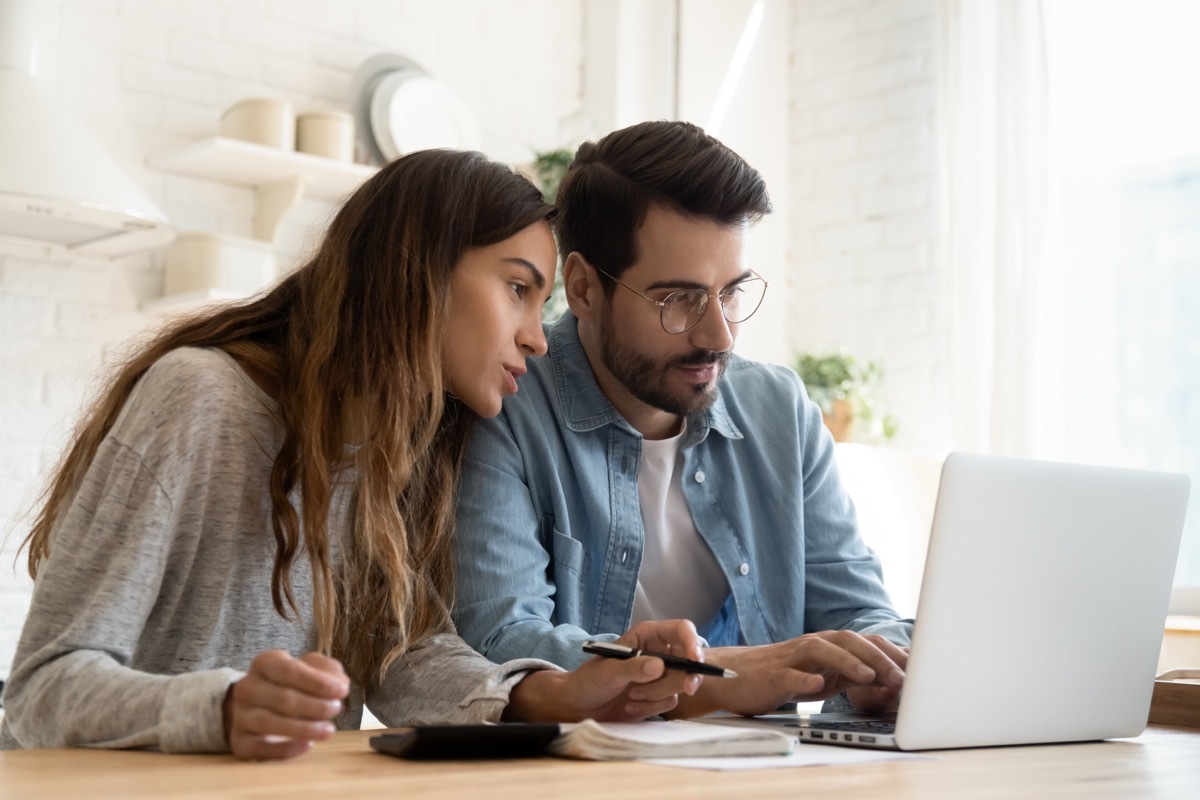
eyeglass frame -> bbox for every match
[589,263,769,335]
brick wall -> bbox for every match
[0,0,955,683]
[788,0,950,451]
[0,0,585,681]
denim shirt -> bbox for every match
[452,312,911,669]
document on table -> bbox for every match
[644,745,931,771]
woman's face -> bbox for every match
[442,220,557,418]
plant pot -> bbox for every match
[823,398,854,442]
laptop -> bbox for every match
[787,451,1190,750]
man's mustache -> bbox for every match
[671,350,729,369]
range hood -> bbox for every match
[0,0,173,256]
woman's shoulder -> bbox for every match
[111,347,277,447]
[137,347,270,408]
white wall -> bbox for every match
[0,0,954,682]
[787,0,949,451]
[0,0,586,681]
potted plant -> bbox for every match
[529,147,574,321]
[793,350,897,443]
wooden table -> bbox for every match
[2,725,1198,799]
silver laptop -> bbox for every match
[790,451,1190,750]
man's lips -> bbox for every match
[674,362,720,384]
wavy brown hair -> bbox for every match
[21,149,554,690]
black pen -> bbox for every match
[582,640,738,678]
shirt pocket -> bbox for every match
[548,522,589,626]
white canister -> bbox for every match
[163,232,277,297]
[220,98,295,150]
[296,110,355,161]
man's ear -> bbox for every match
[563,252,601,322]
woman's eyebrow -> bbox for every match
[502,258,547,290]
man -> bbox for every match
[453,120,910,717]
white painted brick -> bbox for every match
[0,444,41,480]
[0,295,55,337]
[793,11,859,47]
[856,0,930,32]
[168,32,264,81]
[0,260,115,304]
[814,96,886,137]
[792,70,857,112]
[859,115,930,156]
[312,37,374,73]
[796,193,858,229]
[794,133,859,168]
[884,16,936,58]
[856,244,930,279]
[805,34,888,81]
[858,178,928,217]
[162,99,222,139]
[261,58,346,100]
[883,209,935,246]
[222,14,313,60]
[121,57,219,105]
[853,53,924,96]
[266,0,356,38]
[815,220,884,256]
[119,0,223,37]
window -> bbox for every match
[1046,0,1200,610]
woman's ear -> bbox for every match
[562,252,600,322]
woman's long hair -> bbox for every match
[22,149,555,690]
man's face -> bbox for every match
[590,206,751,429]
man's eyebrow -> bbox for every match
[644,269,753,293]
[502,258,547,290]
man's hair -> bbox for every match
[554,120,773,288]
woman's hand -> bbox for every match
[223,650,350,760]
[504,620,705,722]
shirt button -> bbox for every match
[694,470,706,483]
[738,563,750,576]
[621,549,629,564]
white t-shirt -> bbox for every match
[630,423,730,628]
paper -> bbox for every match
[548,719,795,761]
[645,746,932,771]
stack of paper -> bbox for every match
[549,719,796,761]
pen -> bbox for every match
[582,640,738,678]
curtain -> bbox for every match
[936,0,1057,456]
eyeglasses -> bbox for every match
[592,265,768,335]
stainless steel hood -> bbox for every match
[0,0,173,256]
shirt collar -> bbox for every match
[547,311,743,443]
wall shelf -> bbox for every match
[144,137,377,312]
[149,136,375,203]
[147,136,376,241]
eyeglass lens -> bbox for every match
[661,277,766,333]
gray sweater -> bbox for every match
[0,347,550,752]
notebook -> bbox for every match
[788,451,1190,751]
[369,719,795,761]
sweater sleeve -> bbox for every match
[2,437,238,753]
[365,632,559,726]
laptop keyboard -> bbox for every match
[809,719,897,734]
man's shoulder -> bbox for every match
[721,355,805,398]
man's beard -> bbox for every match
[599,309,729,418]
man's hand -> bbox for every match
[670,630,907,718]
[223,650,350,760]
[504,619,705,722]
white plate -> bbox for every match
[348,53,423,164]
[368,69,480,160]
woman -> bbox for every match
[0,150,702,760]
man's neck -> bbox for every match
[576,323,683,441]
